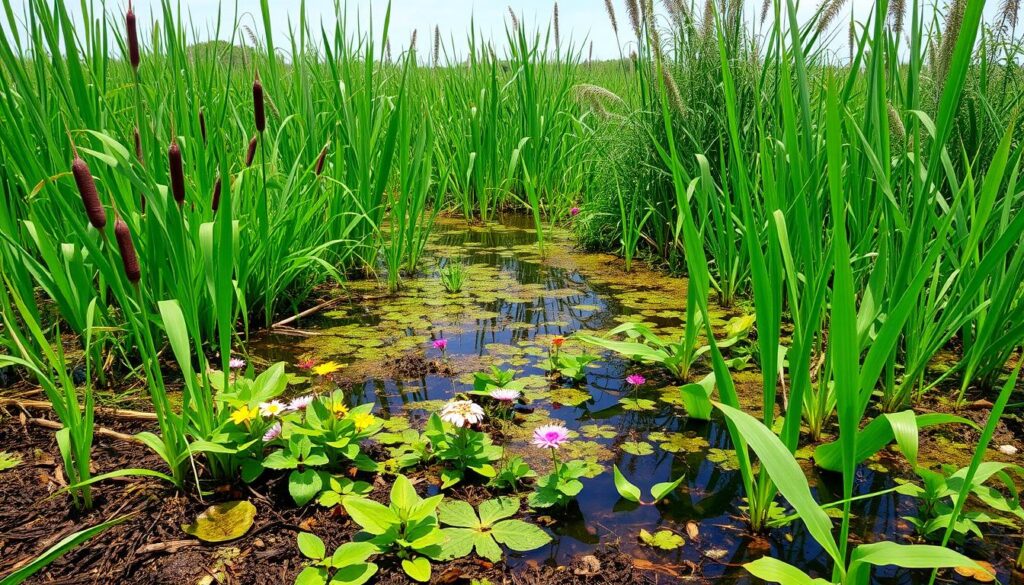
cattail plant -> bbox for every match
[168,138,185,206]
[245,134,258,167]
[114,216,141,284]
[199,109,207,144]
[71,147,106,230]
[211,175,222,212]
[133,126,146,211]
[253,70,265,133]
[315,142,330,176]
[126,0,140,71]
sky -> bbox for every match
[0,1,1014,62]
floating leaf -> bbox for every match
[182,501,257,542]
[620,397,657,411]
[955,560,996,583]
[638,529,684,550]
[579,424,617,439]
[621,441,654,456]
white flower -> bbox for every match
[263,422,282,442]
[440,400,485,428]
[998,444,1018,455]
[489,388,522,402]
[287,395,315,412]
[259,400,286,417]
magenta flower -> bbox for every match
[433,339,448,351]
[626,374,646,387]
[229,357,246,370]
[532,424,570,449]
[262,422,282,442]
[570,206,580,216]
[490,388,522,402]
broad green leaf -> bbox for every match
[638,529,684,550]
[294,566,329,585]
[473,531,504,562]
[847,541,980,583]
[297,532,326,560]
[330,542,378,566]
[438,527,476,560]
[651,475,685,501]
[342,496,399,534]
[290,469,324,507]
[401,556,432,582]
[744,556,831,585]
[490,519,551,551]
[437,500,479,528]
[329,562,378,585]
[612,465,641,502]
[478,496,519,525]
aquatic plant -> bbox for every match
[438,259,468,293]
[437,497,551,562]
[341,474,447,582]
[424,411,501,488]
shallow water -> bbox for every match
[251,216,1014,583]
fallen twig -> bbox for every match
[1,398,157,420]
[27,417,139,443]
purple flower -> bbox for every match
[490,388,522,402]
[229,357,246,370]
[570,206,580,216]
[626,374,646,387]
[287,395,314,411]
[532,424,570,449]
[262,422,282,442]
[433,339,448,351]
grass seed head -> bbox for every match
[315,142,330,176]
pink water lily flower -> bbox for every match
[490,388,522,402]
[433,339,448,351]
[229,357,246,369]
[532,424,570,449]
[626,374,646,387]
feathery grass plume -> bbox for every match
[114,216,140,284]
[849,16,856,63]
[386,39,392,62]
[573,83,627,107]
[887,101,906,146]
[315,142,329,175]
[662,0,684,28]
[410,29,418,51]
[245,134,258,167]
[168,138,185,206]
[198,108,207,143]
[888,0,906,36]
[815,0,849,36]
[554,3,561,50]
[1001,0,1020,30]
[643,0,663,59]
[936,0,966,83]
[588,40,594,65]
[661,66,685,114]
[700,0,715,41]
[626,0,642,41]
[71,148,106,230]
[211,175,222,212]
[126,0,139,70]
[253,70,265,133]
[507,7,519,30]
[433,25,441,67]
[604,0,619,35]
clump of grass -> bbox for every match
[439,259,468,293]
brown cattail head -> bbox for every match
[211,175,222,212]
[199,109,207,144]
[72,154,106,230]
[253,71,266,133]
[114,216,141,284]
[245,134,258,167]
[168,139,185,206]
[126,1,140,70]
[315,142,330,175]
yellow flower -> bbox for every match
[353,413,375,432]
[313,361,343,376]
[331,402,349,419]
[230,404,258,425]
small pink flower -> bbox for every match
[532,424,570,449]
[297,359,316,370]
[570,207,580,216]
[262,422,282,442]
[229,358,246,369]
[433,339,448,351]
[626,374,646,387]
[490,388,521,402]
[287,395,314,411]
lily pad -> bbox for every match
[621,441,654,456]
[182,501,257,543]
[639,529,684,550]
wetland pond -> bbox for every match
[250,216,1016,584]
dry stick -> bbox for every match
[1,398,157,420]
[270,297,344,328]
[28,417,140,442]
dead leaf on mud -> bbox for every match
[181,501,256,543]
